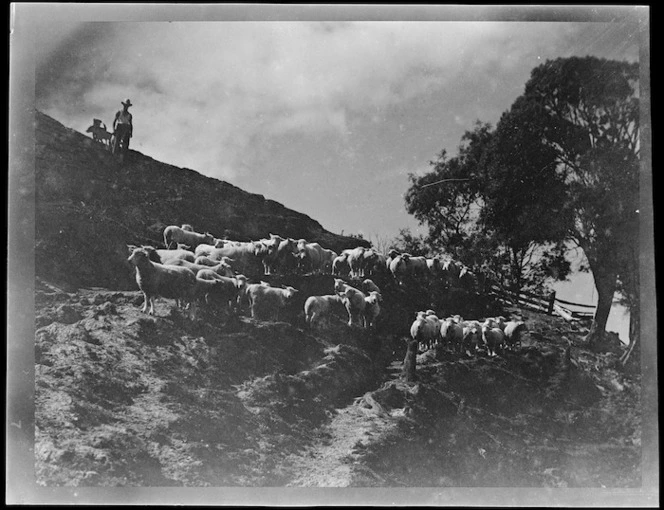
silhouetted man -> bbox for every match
[113,99,133,154]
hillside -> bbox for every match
[34,110,368,290]
[31,111,641,493]
[35,278,641,488]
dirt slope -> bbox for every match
[35,277,640,487]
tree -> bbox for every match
[404,56,639,351]
[519,57,640,348]
[478,95,574,292]
[389,228,430,257]
[405,121,571,294]
[404,123,492,259]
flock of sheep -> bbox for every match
[410,311,528,357]
[127,223,521,357]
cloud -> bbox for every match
[37,22,571,177]
[34,19,640,236]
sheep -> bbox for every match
[127,245,198,318]
[163,225,215,250]
[273,238,300,274]
[482,319,506,357]
[332,253,351,277]
[347,246,367,277]
[304,294,346,328]
[363,291,383,329]
[407,255,429,278]
[462,325,482,356]
[163,258,234,278]
[410,311,440,352]
[362,249,387,277]
[295,240,326,274]
[440,317,464,353]
[246,284,299,321]
[386,249,400,271]
[194,255,222,267]
[503,320,527,351]
[441,259,462,281]
[361,279,381,295]
[156,248,196,264]
[389,253,413,284]
[194,255,234,268]
[194,271,246,313]
[426,257,441,275]
[195,243,217,258]
[208,243,264,277]
[320,248,338,274]
[458,266,478,290]
[333,278,366,327]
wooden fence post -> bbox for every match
[403,339,418,382]
[547,291,556,315]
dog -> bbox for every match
[86,119,113,148]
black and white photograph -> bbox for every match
[7,3,657,506]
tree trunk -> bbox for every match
[620,304,640,370]
[584,266,618,347]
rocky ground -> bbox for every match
[34,277,641,488]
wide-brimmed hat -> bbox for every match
[121,99,133,107]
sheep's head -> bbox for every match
[368,291,383,303]
[203,233,215,244]
[253,241,269,257]
[141,246,162,263]
[333,278,347,293]
[127,247,149,265]
[234,274,248,291]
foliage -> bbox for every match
[405,121,571,294]
[389,228,430,257]
[520,56,640,345]
[404,56,640,346]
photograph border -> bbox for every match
[7,3,657,506]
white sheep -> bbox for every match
[482,319,506,357]
[163,257,234,278]
[246,284,299,321]
[194,271,246,313]
[462,325,482,355]
[361,279,381,295]
[331,253,351,277]
[127,245,198,318]
[503,320,527,351]
[363,291,383,329]
[163,225,215,250]
[304,294,346,328]
[156,248,196,264]
[333,278,366,327]
[440,317,464,352]
[410,311,440,351]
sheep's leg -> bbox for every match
[148,297,156,315]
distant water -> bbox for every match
[553,271,630,345]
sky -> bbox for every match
[30,6,643,340]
